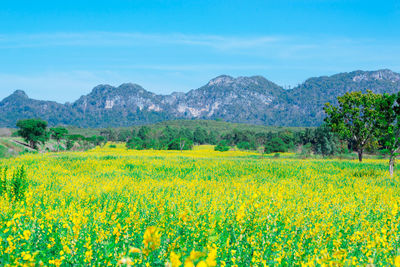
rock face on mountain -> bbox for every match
[1,69,400,127]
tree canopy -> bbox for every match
[16,119,49,149]
[324,90,383,162]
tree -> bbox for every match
[16,119,49,149]
[167,138,193,151]
[117,129,131,142]
[237,141,251,150]
[100,128,117,141]
[193,127,207,144]
[214,140,230,152]
[126,137,144,150]
[50,127,68,150]
[264,137,287,154]
[138,126,150,141]
[312,124,339,156]
[376,93,400,176]
[324,90,383,162]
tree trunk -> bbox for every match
[357,149,363,162]
[389,153,395,177]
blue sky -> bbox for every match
[0,0,399,103]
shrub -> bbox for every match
[237,141,251,150]
[66,139,75,150]
[264,137,288,154]
[10,166,28,200]
[126,137,144,150]
[215,140,230,152]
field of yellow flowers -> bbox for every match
[0,144,400,266]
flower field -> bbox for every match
[0,144,400,266]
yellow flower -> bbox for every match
[170,251,182,267]
[184,260,195,267]
[143,226,161,254]
[395,255,400,267]
[129,247,142,253]
[189,251,204,261]
[23,230,31,240]
[196,261,207,267]
[206,247,217,267]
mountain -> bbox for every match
[1,69,400,127]
[286,69,400,125]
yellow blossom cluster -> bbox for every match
[0,143,399,265]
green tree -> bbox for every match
[50,127,69,150]
[214,140,230,152]
[324,91,383,162]
[376,93,400,176]
[193,127,207,144]
[126,137,144,150]
[312,124,339,156]
[16,119,49,149]
[138,126,150,141]
[264,137,288,154]
[167,138,193,151]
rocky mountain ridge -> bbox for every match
[1,69,400,127]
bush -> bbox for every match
[264,137,288,154]
[11,166,28,200]
[237,141,251,150]
[215,140,230,152]
[167,138,193,150]
[126,137,144,150]
[2,166,28,201]
[66,139,75,150]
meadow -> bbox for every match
[0,144,400,266]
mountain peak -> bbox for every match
[207,75,235,86]
[352,69,400,83]
[11,90,28,98]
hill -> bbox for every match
[1,69,400,127]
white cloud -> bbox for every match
[0,32,282,50]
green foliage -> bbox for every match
[0,167,7,196]
[300,143,313,157]
[66,139,74,150]
[237,141,251,150]
[50,127,68,141]
[167,138,193,151]
[11,166,28,200]
[138,126,150,140]
[1,166,28,201]
[126,137,145,150]
[85,135,106,146]
[312,125,339,156]
[16,118,49,149]
[324,90,383,161]
[264,137,288,154]
[67,134,85,141]
[214,140,230,152]
[375,92,400,175]
[193,127,208,144]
